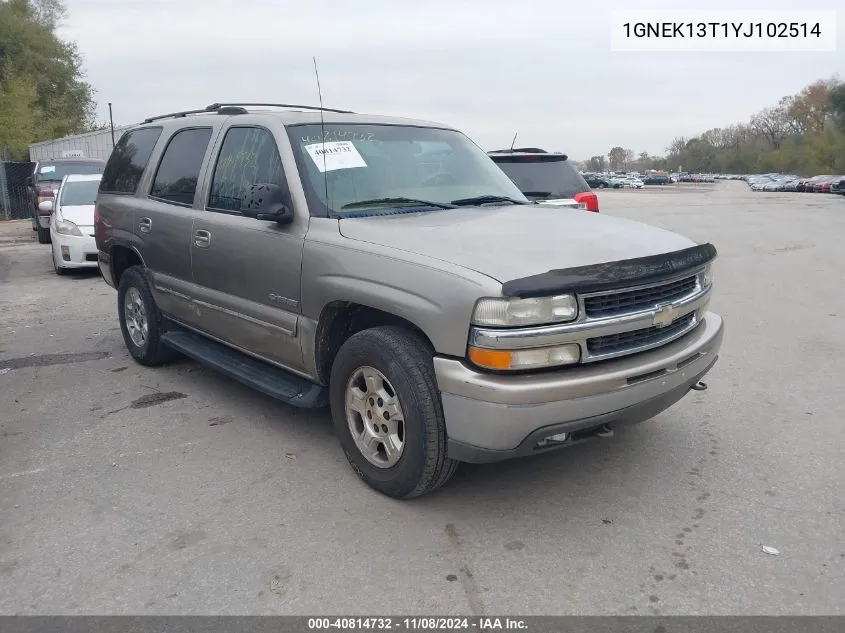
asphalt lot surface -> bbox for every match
[1,181,844,615]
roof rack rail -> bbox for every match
[142,108,213,124]
[141,102,353,124]
[204,102,354,114]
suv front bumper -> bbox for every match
[435,312,724,463]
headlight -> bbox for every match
[468,343,581,371]
[55,218,83,237]
[472,294,578,327]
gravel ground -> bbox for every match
[1,181,843,615]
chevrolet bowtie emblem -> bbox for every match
[653,304,680,328]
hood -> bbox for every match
[59,204,95,228]
[338,205,697,283]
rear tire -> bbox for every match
[117,265,178,366]
[329,326,458,499]
[37,225,51,244]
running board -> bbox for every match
[160,330,328,408]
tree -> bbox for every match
[781,79,839,136]
[586,155,607,172]
[830,83,845,130]
[0,0,96,159]
[608,146,627,171]
[750,105,790,149]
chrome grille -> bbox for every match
[587,312,696,356]
[583,275,698,318]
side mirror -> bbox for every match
[241,183,294,224]
[26,176,34,187]
[38,200,54,214]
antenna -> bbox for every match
[509,131,518,152]
[313,56,330,211]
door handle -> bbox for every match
[138,217,152,233]
[193,229,211,248]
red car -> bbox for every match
[806,175,836,193]
[817,176,844,193]
[798,175,827,192]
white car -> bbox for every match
[47,173,102,275]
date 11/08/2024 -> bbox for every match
[307,617,528,631]
[622,21,822,38]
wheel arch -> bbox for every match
[313,301,436,385]
[108,243,146,287]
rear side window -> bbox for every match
[150,128,213,206]
[100,127,163,194]
[493,156,591,199]
[207,126,285,213]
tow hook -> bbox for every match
[596,423,615,439]
[691,381,708,392]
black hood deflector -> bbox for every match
[501,243,717,298]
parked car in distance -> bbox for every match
[95,102,723,499]
[816,175,844,193]
[643,175,669,185]
[48,174,102,275]
[799,175,830,192]
[830,178,845,195]
[28,158,105,244]
[583,174,622,189]
[488,148,599,212]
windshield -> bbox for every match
[491,156,591,199]
[60,179,100,206]
[37,162,104,181]
[286,124,529,216]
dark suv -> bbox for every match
[488,149,599,212]
[29,158,105,243]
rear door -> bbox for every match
[189,124,308,372]
[130,126,216,324]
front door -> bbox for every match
[189,125,307,373]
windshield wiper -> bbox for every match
[450,195,528,206]
[341,197,456,210]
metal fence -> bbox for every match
[0,161,36,221]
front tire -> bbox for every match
[117,265,177,366]
[329,326,458,499]
[51,246,67,275]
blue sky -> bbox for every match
[61,0,844,159]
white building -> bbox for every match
[28,125,135,162]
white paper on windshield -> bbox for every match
[304,141,367,173]
[40,165,56,174]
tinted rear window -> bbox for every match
[36,162,103,181]
[492,156,590,199]
[100,127,163,194]
[60,179,101,206]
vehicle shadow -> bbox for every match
[154,351,703,519]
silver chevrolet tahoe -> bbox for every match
[94,102,724,499]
